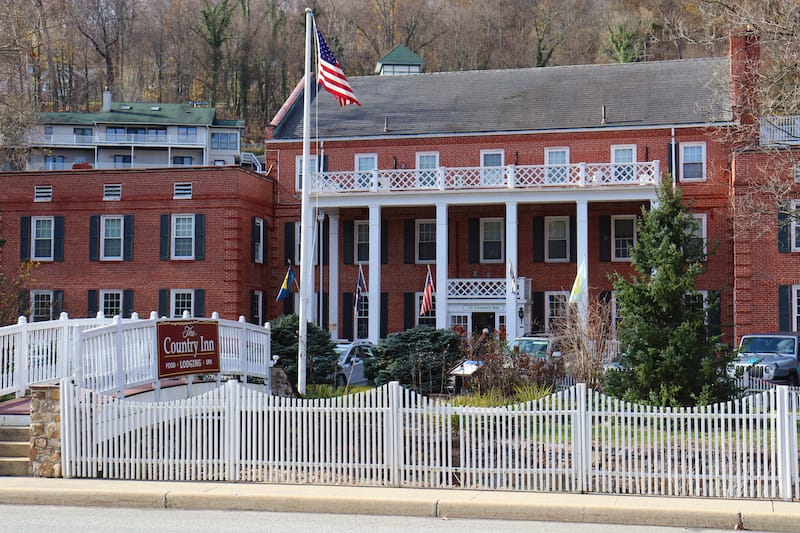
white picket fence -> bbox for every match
[60,379,800,500]
[0,311,273,398]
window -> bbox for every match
[251,290,263,326]
[612,215,636,261]
[292,222,319,265]
[417,292,436,327]
[44,126,53,137]
[684,290,708,312]
[416,152,439,187]
[794,286,800,332]
[480,218,504,262]
[31,290,54,322]
[100,289,123,318]
[173,182,192,199]
[113,155,132,168]
[545,292,568,332]
[545,216,569,262]
[32,216,54,260]
[687,213,707,257]
[210,132,238,150]
[172,156,193,166]
[294,155,318,191]
[107,127,125,142]
[356,294,369,339]
[794,164,800,183]
[416,220,436,263]
[172,215,195,259]
[147,128,167,142]
[680,142,706,181]
[177,127,197,143]
[213,160,225,166]
[480,150,504,185]
[171,289,195,317]
[34,185,53,202]
[99,216,124,260]
[450,315,469,337]
[103,184,122,201]
[545,148,569,184]
[355,221,369,263]
[612,145,636,182]
[355,154,377,189]
[127,127,146,142]
[43,155,64,170]
[253,217,264,264]
[74,127,93,144]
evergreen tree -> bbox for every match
[270,314,337,389]
[604,181,736,406]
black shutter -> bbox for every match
[250,290,259,324]
[160,215,171,260]
[53,216,64,261]
[18,290,29,317]
[322,217,329,266]
[532,291,545,333]
[123,215,134,261]
[569,215,577,263]
[380,292,388,338]
[194,289,205,317]
[322,292,329,330]
[321,154,329,172]
[284,221,296,265]
[667,142,679,180]
[343,220,354,264]
[381,219,388,264]
[599,215,611,262]
[533,216,544,263]
[779,285,792,331]
[404,292,415,330]
[53,290,63,316]
[404,219,415,264]
[251,217,258,262]
[468,218,479,263]
[708,290,721,338]
[122,290,134,318]
[343,292,354,341]
[20,216,30,261]
[89,216,100,261]
[194,214,205,260]
[778,203,790,253]
[158,289,169,317]
[88,290,99,317]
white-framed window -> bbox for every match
[100,215,124,260]
[612,215,637,261]
[31,290,54,322]
[545,147,569,184]
[680,142,706,181]
[103,184,122,201]
[294,154,318,191]
[171,289,195,318]
[794,285,800,332]
[254,217,264,264]
[251,290,263,326]
[685,290,709,312]
[416,152,439,187]
[545,216,569,262]
[450,314,469,337]
[356,294,369,339]
[688,213,707,256]
[32,216,54,261]
[480,218,504,263]
[172,214,195,260]
[545,291,569,332]
[792,200,800,252]
[355,221,369,263]
[100,289,123,318]
[355,153,377,189]
[612,145,637,182]
[173,182,192,199]
[417,292,436,327]
[293,222,319,266]
[480,149,504,185]
[34,185,53,202]
[416,220,435,263]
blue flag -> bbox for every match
[276,265,296,301]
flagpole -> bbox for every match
[297,7,314,395]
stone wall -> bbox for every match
[29,384,61,478]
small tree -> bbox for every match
[553,297,616,390]
[604,180,736,406]
[269,314,337,389]
[0,214,37,325]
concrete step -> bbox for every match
[0,457,30,476]
[0,441,28,457]
[0,426,28,442]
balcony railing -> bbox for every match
[760,115,800,145]
[448,278,529,302]
[311,161,659,194]
[30,133,205,147]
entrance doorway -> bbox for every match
[472,312,496,336]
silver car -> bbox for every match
[333,340,374,387]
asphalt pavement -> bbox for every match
[0,477,799,532]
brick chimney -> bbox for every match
[729,28,761,127]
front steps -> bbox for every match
[0,426,30,476]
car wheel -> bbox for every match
[335,374,347,388]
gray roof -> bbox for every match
[272,57,732,140]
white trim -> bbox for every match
[254,217,265,264]
[416,291,436,326]
[679,141,707,182]
[170,288,195,318]
[691,213,708,255]
[794,285,800,332]
[545,216,570,263]
[416,219,436,263]
[480,217,504,263]
[544,291,569,332]
[295,154,318,191]
[544,147,569,184]
[611,215,637,262]
[355,220,369,264]
[171,214,195,260]
[30,289,54,322]
[100,215,124,261]
[792,200,800,252]
[480,149,504,185]
[31,216,55,261]
[100,289,123,318]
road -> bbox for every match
[0,504,751,533]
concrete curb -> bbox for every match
[0,478,799,532]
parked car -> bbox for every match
[332,340,375,387]
[506,335,562,359]
[728,333,800,386]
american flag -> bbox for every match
[419,266,435,316]
[315,24,361,107]
[354,265,367,313]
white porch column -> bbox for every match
[575,199,589,308]
[435,202,448,330]
[327,209,340,338]
[505,201,519,337]
[368,204,381,343]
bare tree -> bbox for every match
[553,298,617,390]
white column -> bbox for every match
[435,202,448,330]
[505,201,519,337]
[368,204,381,343]
[575,199,589,315]
[328,210,340,339]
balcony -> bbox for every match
[760,115,800,145]
[311,161,659,194]
[448,278,529,302]
[30,133,205,148]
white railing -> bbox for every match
[0,311,272,398]
[760,115,800,145]
[61,380,800,500]
[311,161,660,194]
[30,133,205,147]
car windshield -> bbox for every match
[334,345,350,364]
[508,339,549,355]
[740,337,795,355]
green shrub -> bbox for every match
[270,314,337,387]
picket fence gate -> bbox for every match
[60,380,800,500]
